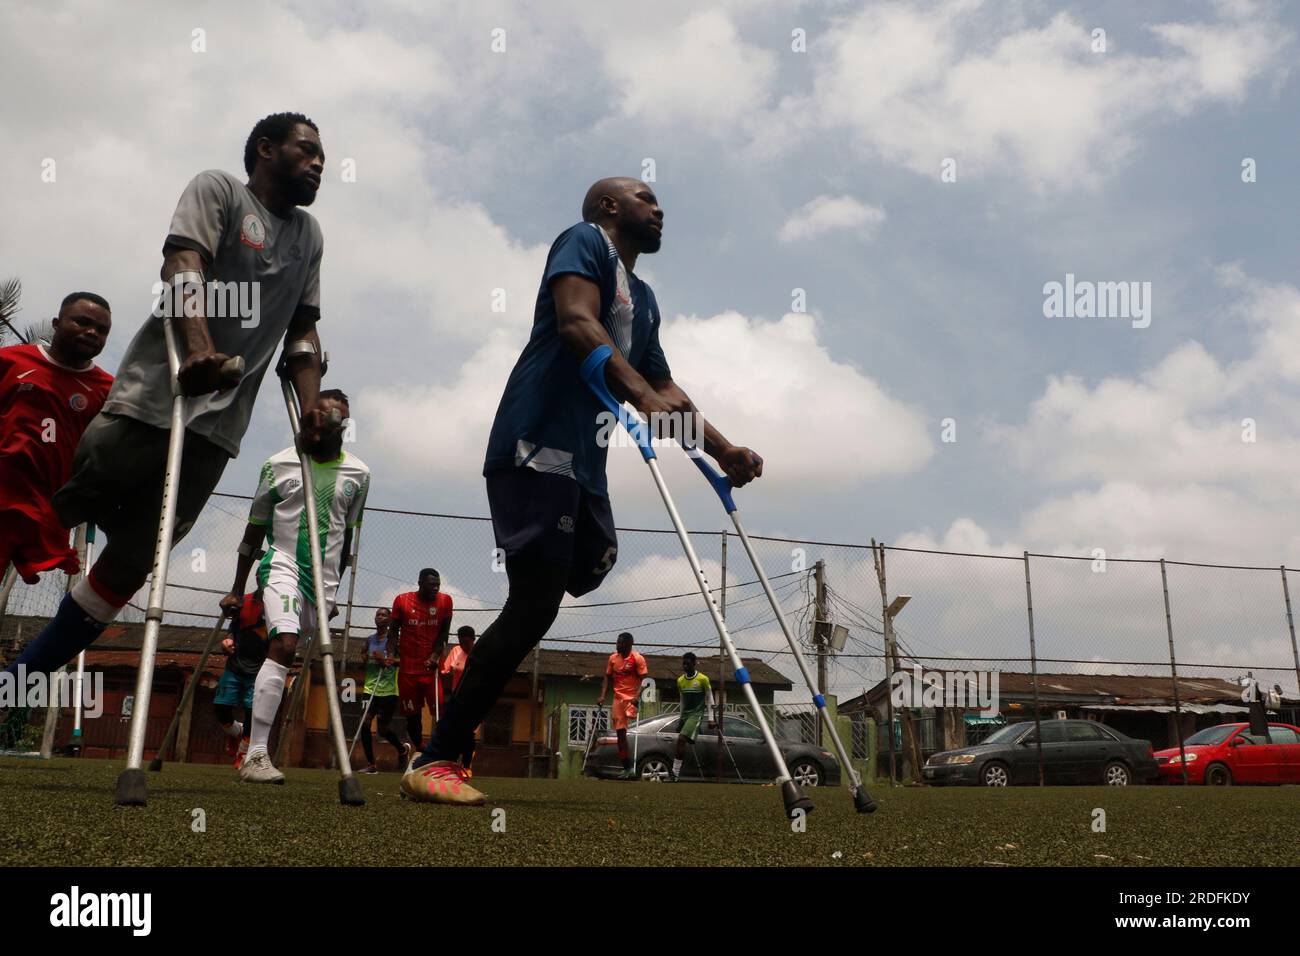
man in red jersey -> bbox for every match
[0,293,113,583]
[390,568,453,753]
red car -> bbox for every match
[1155,722,1300,785]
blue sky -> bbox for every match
[4,0,1298,696]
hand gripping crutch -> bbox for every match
[276,347,365,806]
[115,316,244,806]
[683,452,877,813]
[149,612,229,772]
[581,345,814,818]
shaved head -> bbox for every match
[580,177,664,259]
[582,177,645,224]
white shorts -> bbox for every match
[260,563,324,641]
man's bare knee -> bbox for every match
[268,633,299,665]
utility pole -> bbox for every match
[874,542,921,783]
[813,559,828,746]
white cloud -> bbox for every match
[751,1,1292,189]
[362,306,934,497]
[988,271,1300,499]
[778,195,886,243]
[601,9,777,127]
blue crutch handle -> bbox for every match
[684,447,738,514]
[580,345,657,461]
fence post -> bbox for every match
[1159,559,1189,785]
[527,648,540,778]
[1022,552,1045,787]
[716,530,726,784]
[1282,568,1300,702]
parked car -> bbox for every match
[583,712,841,787]
[922,719,1158,786]
[1154,722,1300,785]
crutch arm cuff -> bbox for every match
[580,344,656,461]
[276,339,319,378]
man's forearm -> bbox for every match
[557,313,656,406]
[231,524,266,595]
[285,324,322,412]
[652,380,732,458]
[162,249,214,355]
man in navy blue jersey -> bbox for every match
[402,177,763,805]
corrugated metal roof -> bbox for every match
[841,669,1278,711]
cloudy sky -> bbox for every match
[4,0,1299,697]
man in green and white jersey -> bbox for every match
[671,652,715,782]
[223,388,370,783]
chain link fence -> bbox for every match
[5,489,1300,766]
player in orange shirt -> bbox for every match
[597,631,648,780]
[440,625,476,698]
[0,292,113,584]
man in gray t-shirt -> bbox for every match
[8,112,332,683]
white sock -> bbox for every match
[70,578,123,623]
[672,758,683,776]
[222,719,244,739]
[247,659,288,759]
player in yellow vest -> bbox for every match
[671,651,716,782]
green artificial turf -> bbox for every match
[2,757,1297,867]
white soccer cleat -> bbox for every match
[239,750,286,785]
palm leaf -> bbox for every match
[0,278,22,345]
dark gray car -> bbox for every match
[922,719,1158,786]
[584,713,842,787]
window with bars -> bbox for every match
[567,705,609,749]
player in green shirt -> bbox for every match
[672,652,716,782]
[358,607,408,773]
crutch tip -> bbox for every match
[781,780,815,818]
[114,768,149,807]
[147,757,163,773]
[338,775,366,806]
[853,789,878,814]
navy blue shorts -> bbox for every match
[486,468,617,597]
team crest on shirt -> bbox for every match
[342,479,359,498]
[240,213,267,250]
[557,515,575,533]
[69,393,88,411]
[282,477,301,495]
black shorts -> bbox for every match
[53,412,229,584]
[486,468,617,597]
